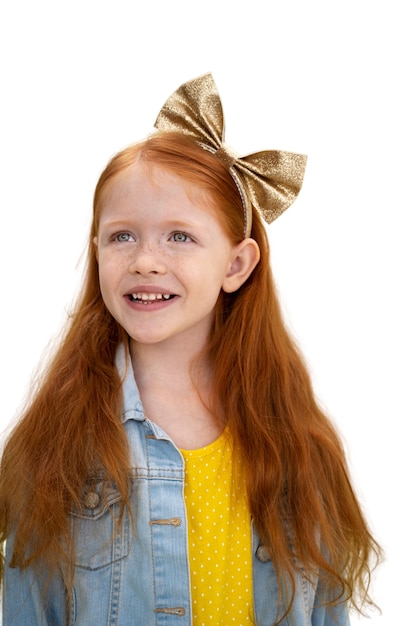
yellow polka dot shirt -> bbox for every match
[180,430,254,624]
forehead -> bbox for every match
[99,161,215,218]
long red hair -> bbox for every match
[0,132,381,621]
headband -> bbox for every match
[154,72,307,237]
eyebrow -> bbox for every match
[99,218,206,231]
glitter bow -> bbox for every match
[154,72,307,237]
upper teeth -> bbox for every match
[131,293,171,301]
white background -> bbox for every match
[1,1,415,624]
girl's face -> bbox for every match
[94,162,256,354]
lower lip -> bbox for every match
[124,295,178,311]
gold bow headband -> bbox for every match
[154,72,307,238]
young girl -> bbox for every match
[0,73,381,625]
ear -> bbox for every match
[92,236,99,261]
[222,238,260,293]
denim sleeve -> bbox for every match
[2,540,66,626]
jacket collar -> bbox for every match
[115,343,146,424]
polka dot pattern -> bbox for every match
[181,430,254,624]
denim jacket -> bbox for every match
[3,348,350,625]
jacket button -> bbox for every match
[83,491,100,509]
[256,544,271,562]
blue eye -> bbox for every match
[171,232,190,243]
[115,232,134,242]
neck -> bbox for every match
[129,337,221,449]
[129,334,209,390]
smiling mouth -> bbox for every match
[129,292,175,304]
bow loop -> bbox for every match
[154,73,306,236]
[235,149,308,224]
[155,73,224,151]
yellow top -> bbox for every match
[181,430,254,624]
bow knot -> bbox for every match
[215,144,239,169]
[154,73,307,237]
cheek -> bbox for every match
[97,250,129,279]
[96,262,121,305]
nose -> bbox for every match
[128,240,167,275]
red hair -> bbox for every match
[0,132,381,621]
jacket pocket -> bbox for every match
[69,479,131,571]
